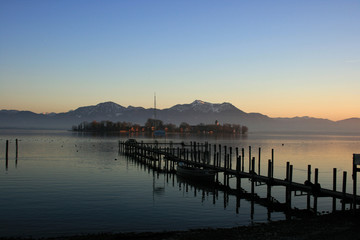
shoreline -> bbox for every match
[2,210,359,240]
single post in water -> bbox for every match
[267,160,272,201]
[333,168,337,212]
[307,165,311,211]
[258,147,261,175]
[353,154,360,211]
[271,149,275,177]
[5,140,9,169]
[249,146,251,172]
[342,171,347,211]
[314,168,319,213]
[241,148,245,172]
[16,139,18,159]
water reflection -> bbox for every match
[125,155,292,222]
[1,130,360,238]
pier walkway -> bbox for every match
[119,140,360,215]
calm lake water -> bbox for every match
[0,129,359,238]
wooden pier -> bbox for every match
[119,139,360,215]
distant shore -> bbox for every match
[2,210,358,240]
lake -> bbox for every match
[0,129,359,238]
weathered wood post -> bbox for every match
[236,155,241,172]
[314,168,319,213]
[6,140,9,160]
[353,154,360,211]
[229,147,232,170]
[15,138,18,160]
[249,146,252,172]
[251,157,255,219]
[218,144,221,167]
[267,160,272,201]
[213,144,217,168]
[307,165,311,211]
[241,148,245,172]
[6,140,9,169]
[271,149,274,177]
[224,146,227,168]
[288,165,293,209]
[198,143,201,163]
[251,157,255,196]
[286,162,290,180]
[258,147,261,175]
[342,171,347,211]
[236,155,241,191]
[208,143,211,163]
[333,168,337,212]
[219,144,222,167]
[285,162,290,209]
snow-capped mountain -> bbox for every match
[170,100,241,113]
[0,100,359,132]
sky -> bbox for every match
[0,0,359,121]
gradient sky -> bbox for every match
[1,0,359,121]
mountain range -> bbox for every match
[0,100,359,132]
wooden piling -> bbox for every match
[285,162,291,209]
[16,138,18,159]
[342,171,347,211]
[333,168,337,212]
[314,168,319,213]
[258,147,261,175]
[353,154,359,211]
[241,148,245,172]
[224,146,227,167]
[267,160,272,201]
[236,156,241,191]
[251,157,255,196]
[307,165,311,211]
[271,149,274,177]
[6,140,9,160]
[289,165,293,209]
[236,155,240,173]
[229,147,232,170]
[249,146,252,172]
[219,144,222,167]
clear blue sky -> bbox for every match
[1,0,359,120]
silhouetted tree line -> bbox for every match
[72,119,248,134]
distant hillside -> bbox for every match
[0,100,359,132]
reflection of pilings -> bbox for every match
[333,168,337,212]
[127,146,314,217]
[119,140,360,215]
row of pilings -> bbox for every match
[2,139,19,169]
[119,139,360,215]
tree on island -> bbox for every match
[72,118,248,134]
